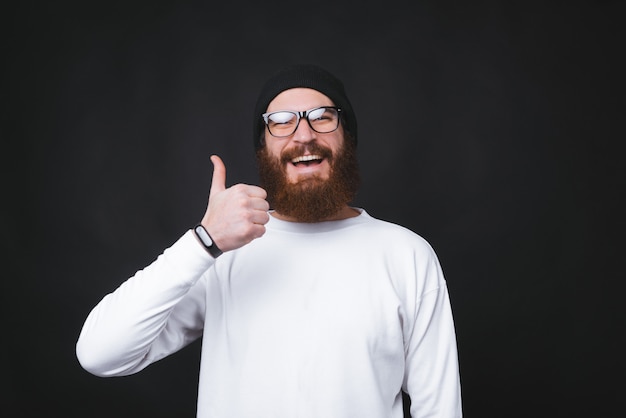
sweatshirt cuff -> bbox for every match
[159,229,217,286]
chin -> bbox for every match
[286,166,330,183]
[289,172,329,185]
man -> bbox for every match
[76,64,463,417]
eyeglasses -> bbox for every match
[262,106,342,138]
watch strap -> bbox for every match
[193,224,223,258]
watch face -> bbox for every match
[195,226,213,246]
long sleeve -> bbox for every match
[402,246,463,417]
[76,230,214,377]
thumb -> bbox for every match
[209,155,226,194]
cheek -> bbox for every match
[268,147,282,161]
[329,138,345,158]
[263,143,282,160]
[264,136,287,153]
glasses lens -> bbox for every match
[265,111,298,137]
[307,107,340,133]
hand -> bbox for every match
[200,155,270,252]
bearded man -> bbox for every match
[77,64,463,418]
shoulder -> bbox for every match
[359,210,431,244]
[357,210,437,256]
[357,211,447,293]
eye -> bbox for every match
[307,107,327,121]
[268,111,295,125]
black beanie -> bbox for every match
[253,64,357,150]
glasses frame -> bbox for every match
[262,106,342,138]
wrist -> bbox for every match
[193,224,223,259]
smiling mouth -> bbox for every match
[291,155,323,167]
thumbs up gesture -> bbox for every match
[200,155,270,253]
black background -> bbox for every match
[6,1,624,417]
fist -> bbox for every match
[200,155,270,252]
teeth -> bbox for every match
[291,155,322,163]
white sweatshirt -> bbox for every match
[76,209,462,417]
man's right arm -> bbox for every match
[75,230,213,376]
[76,155,270,376]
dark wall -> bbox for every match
[7,1,623,417]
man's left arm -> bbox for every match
[403,251,463,417]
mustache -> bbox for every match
[279,143,334,164]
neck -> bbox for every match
[271,206,360,223]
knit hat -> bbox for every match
[253,64,357,150]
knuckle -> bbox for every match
[254,225,266,238]
[235,196,249,208]
[243,211,255,223]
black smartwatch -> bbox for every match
[193,224,223,258]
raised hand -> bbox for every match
[200,155,270,253]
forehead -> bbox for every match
[266,88,335,113]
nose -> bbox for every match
[291,116,316,144]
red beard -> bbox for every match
[256,139,360,223]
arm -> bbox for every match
[76,231,212,376]
[403,248,463,417]
[76,155,270,377]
